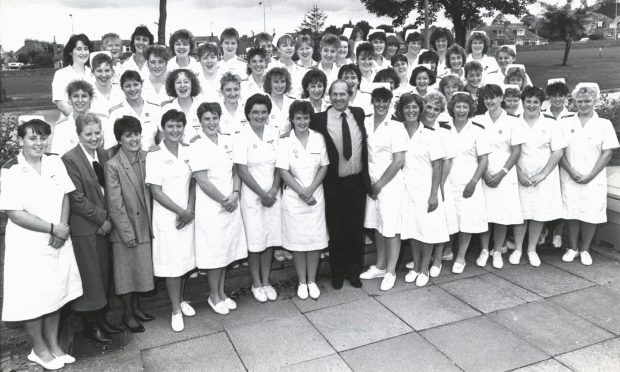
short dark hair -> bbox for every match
[301,69,327,99]
[368,31,387,43]
[169,29,195,56]
[447,93,476,118]
[390,54,408,66]
[320,34,340,49]
[165,69,201,97]
[430,28,454,51]
[546,82,569,97]
[410,65,436,86]
[220,27,239,42]
[338,63,362,82]
[196,43,220,59]
[355,42,374,59]
[405,30,423,44]
[394,93,424,122]
[161,109,187,128]
[350,26,364,41]
[295,34,314,50]
[18,119,51,138]
[244,94,273,121]
[374,68,400,89]
[130,25,154,53]
[246,47,267,75]
[120,70,143,86]
[220,72,242,91]
[419,50,439,66]
[445,44,467,69]
[145,44,172,61]
[464,60,483,76]
[521,86,546,103]
[63,34,93,66]
[255,32,273,45]
[91,53,113,71]
[338,35,354,59]
[263,67,292,95]
[75,113,102,135]
[196,102,222,120]
[113,115,142,141]
[371,87,393,102]
[288,100,313,121]
[67,80,94,99]
[466,32,490,55]
[479,84,504,100]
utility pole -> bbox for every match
[259,2,266,32]
[69,14,74,35]
[424,0,429,49]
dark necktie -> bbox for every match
[341,112,352,160]
[92,161,105,187]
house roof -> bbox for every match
[474,24,547,42]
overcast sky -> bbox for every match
[0,0,572,51]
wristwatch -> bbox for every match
[501,167,509,174]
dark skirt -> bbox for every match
[71,234,110,311]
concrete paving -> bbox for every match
[50,246,620,371]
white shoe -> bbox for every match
[580,251,593,266]
[360,265,386,279]
[553,235,563,248]
[452,261,466,274]
[283,250,294,260]
[171,312,184,332]
[380,273,396,291]
[442,252,454,261]
[492,251,504,269]
[528,252,541,267]
[274,250,286,262]
[405,270,419,283]
[429,265,442,277]
[562,249,579,262]
[476,250,489,267]
[416,273,429,287]
[28,350,64,370]
[223,298,237,310]
[509,250,522,265]
[208,297,229,315]
[251,286,268,303]
[52,354,75,364]
[297,283,308,300]
[405,261,415,270]
[263,285,278,301]
[180,301,196,317]
[308,282,320,299]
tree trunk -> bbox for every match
[562,37,571,66]
[453,19,467,47]
[158,0,167,45]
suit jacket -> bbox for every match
[310,105,371,195]
[62,145,109,237]
[104,148,152,244]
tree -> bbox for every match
[377,24,395,33]
[297,4,328,46]
[540,3,587,66]
[158,0,167,45]
[359,0,535,46]
[324,25,341,36]
[592,0,619,19]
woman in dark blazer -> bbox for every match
[105,115,154,333]
[62,113,121,343]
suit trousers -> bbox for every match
[324,173,367,279]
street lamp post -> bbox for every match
[69,14,74,34]
[259,1,266,32]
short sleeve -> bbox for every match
[0,165,24,211]
[601,119,620,150]
[428,131,446,162]
[50,124,70,155]
[51,69,67,102]
[188,141,210,172]
[548,121,568,152]
[51,155,76,194]
[475,128,492,156]
[233,131,248,165]
[439,129,456,160]
[319,135,330,166]
[509,119,528,146]
[275,138,290,171]
[144,152,163,186]
[390,122,408,153]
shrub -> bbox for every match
[0,114,20,167]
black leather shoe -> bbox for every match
[349,276,363,288]
[100,319,122,334]
[122,317,145,333]
[133,312,155,322]
[331,276,344,290]
[85,326,113,344]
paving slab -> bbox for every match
[292,277,369,313]
[273,354,352,372]
[544,252,620,286]
[127,303,223,350]
[226,314,334,371]
[218,297,300,328]
[63,348,143,372]
[440,276,527,314]
[377,286,480,330]
[555,337,620,372]
[512,359,573,372]
[359,274,421,296]
[550,286,620,335]
[491,300,614,356]
[341,332,460,372]
[420,316,548,372]
[305,298,411,351]
[141,332,245,371]
[492,264,595,298]
[478,273,543,302]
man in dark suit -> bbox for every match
[310,79,371,289]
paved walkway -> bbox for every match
[55,245,620,372]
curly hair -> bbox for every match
[439,75,465,95]
[288,100,314,121]
[263,67,292,95]
[546,82,569,97]
[466,32,490,55]
[220,72,242,91]
[521,86,546,103]
[169,29,195,56]
[430,28,454,51]
[424,91,447,112]
[145,44,172,62]
[394,93,424,122]
[374,68,400,90]
[445,44,467,70]
[301,69,327,99]
[165,69,201,97]
[447,93,476,118]
[410,65,436,87]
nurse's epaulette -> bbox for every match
[285,94,296,100]
[145,100,160,107]
[160,99,174,107]
[237,56,247,63]
[56,117,69,124]
[438,121,451,130]
[423,125,435,131]
[44,152,59,157]
[108,103,124,113]
[561,113,575,119]
[148,145,161,152]
[365,113,373,117]
[471,121,485,129]
[543,113,555,120]
[280,132,291,138]
[180,142,189,146]
[220,132,231,136]
[506,112,519,118]
[1,157,18,169]
[189,135,201,143]
[94,113,107,118]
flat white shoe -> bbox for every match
[180,301,196,317]
[405,261,415,270]
[251,286,268,303]
[52,353,75,364]
[452,262,466,274]
[429,265,442,278]
[492,251,504,269]
[28,350,64,370]
[562,249,579,262]
[297,283,308,300]
[307,282,320,299]
[509,250,522,265]
[476,250,489,267]
[528,252,541,267]
[416,273,429,287]
[405,270,419,283]
[360,265,386,279]
[171,312,184,332]
[263,285,278,301]
[580,251,593,266]
[380,273,396,291]
[223,297,237,310]
[208,297,229,315]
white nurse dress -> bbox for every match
[276,130,330,251]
